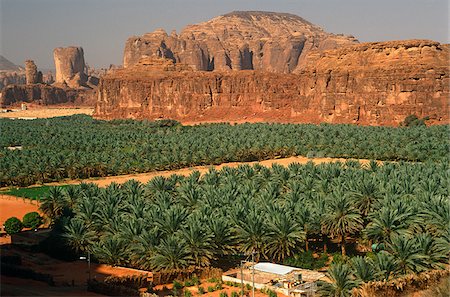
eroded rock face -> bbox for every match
[25,60,42,85]
[0,72,26,91]
[96,40,449,126]
[0,84,96,107]
[123,11,358,72]
[53,46,87,88]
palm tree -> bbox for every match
[317,263,359,297]
[181,219,214,268]
[64,218,96,254]
[40,187,67,224]
[364,205,414,245]
[234,209,268,260]
[415,233,447,269]
[350,256,378,283]
[151,235,190,272]
[387,235,427,276]
[266,211,306,262]
[206,217,236,256]
[92,235,128,267]
[372,251,396,281]
[349,177,380,218]
[321,191,363,256]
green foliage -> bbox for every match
[219,292,228,297]
[231,291,239,297]
[284,251,328,270]
[22,212,43,229]
[184,290,193,297]
[173,280,184,290]
[0,185,72,200]
[207,286,215,292]
[317,263,359,297]
[22,159,448,286]
[401,114,429,127]
[4,217,23,235]
[191,275,200,286]
[1,115,448,187]
[198,286,205,295]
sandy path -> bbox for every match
[0,194,40,226]
[0,107,94,119]
[38,156,374,188]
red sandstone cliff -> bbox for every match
[95,40,449,126]
[123,11,357,73]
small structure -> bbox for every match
[222,262,325,297]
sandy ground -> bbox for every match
[0,194,40,226]
[1,276,105,296]
[0,107,94,119]
[38,156,375,188]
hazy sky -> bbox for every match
[1,0,448,69]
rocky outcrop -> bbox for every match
[25,60,43,85]
[53,46,88,88]
[0,72,26,91]
[123,11,358,73]
[96,40,449,126]
[0,56,22,71]
[0,84,96,107]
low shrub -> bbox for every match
[184,290,193,297]
[192,275,200,286]
[4,217,23,235]
[173,280,184,290]
[207,286,215,292]
[219,292,228,297]
[284,251,328,270]
[198,286,205,294]
[22,212,43,229]
[231,291,240,297]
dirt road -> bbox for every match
[39,156,375,188]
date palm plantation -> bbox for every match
[1,116,448,296]
[50,157,448,295]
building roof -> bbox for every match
[253,262,299,276]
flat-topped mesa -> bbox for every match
[123,11,358,73]
[53,46,88,88]
[96,39,449,126]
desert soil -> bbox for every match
[38,156,375,188]
[0,194,40,226]
[0,107,94,119]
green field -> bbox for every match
[1,185,72,200]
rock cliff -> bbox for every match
[123,11,357,72]
[96,40,449,126]
[53,46,88,88]
[0,84,95,107]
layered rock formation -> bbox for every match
[0,72,26,91]
[96,40,449,126]
[1,48,99,107]
[53,46,88,88]
[123,11,358,72]
[1,84,95,107]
